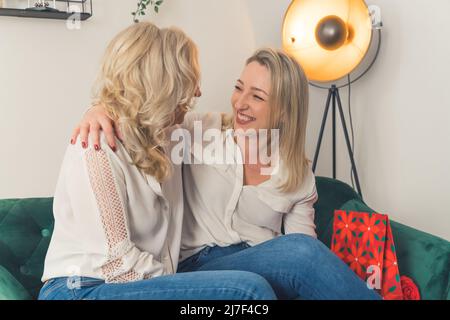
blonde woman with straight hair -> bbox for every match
[71,48,380,300]
[39,22,277,300]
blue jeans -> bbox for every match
[38,270,277,300]
[178,234,381,300]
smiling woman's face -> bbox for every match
[231,61,271,132]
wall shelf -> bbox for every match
[0,0,92,21]
[0,7,91,20]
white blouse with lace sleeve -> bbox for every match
[42,134,184,283]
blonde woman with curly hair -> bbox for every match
[71,45,380,299]
[39,22,276,300]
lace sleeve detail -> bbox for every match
[85,149,144,283]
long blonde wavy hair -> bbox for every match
[223,48,310,193]
[93,22,200,182]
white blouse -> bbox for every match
[42,131,184,283]
[179,112,318,261]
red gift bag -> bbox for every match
[331,210,404,300]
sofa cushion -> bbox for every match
[314,177,363,248]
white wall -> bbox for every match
[0,0,448,240]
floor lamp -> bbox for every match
[282,0,382,198]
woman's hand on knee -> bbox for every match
[70,104,122,151]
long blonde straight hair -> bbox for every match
[224,48,310,193]
[93,22,200,182]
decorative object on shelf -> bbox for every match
[26,0,59,12]
[132,0,164,23]
[282,0,383,198]
[0,0,93,21]
[34,1,50,8]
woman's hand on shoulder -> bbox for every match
[70,104,123,152]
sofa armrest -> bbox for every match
[390,220,450,300]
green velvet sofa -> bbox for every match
[0,177,449,300]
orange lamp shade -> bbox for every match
[282,0,372,82]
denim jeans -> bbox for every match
[38,270,277,300]
[178,234,381,300]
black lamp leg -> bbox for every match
[312,88,333,173]
[332,86,337,179]
[335,88,363,199]
[312,86,363,199]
